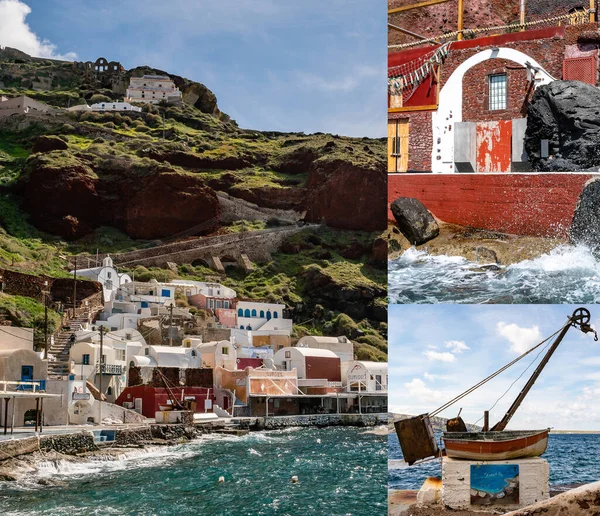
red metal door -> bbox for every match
[476,120,512,173]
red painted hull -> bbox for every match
[443,430,549,461]
[388,173,600,237]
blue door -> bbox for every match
[21,365,33,381]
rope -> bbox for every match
[428,320,571,418]
[472,337,554,426]
[389,9,590,50]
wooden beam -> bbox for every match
[591,0,596,23]
[388,23,430,40]
[457,0,464,40]
[389,0,452,15]
[389,105,438,113]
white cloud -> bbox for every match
[404,378,445,403]
[424,350,456,362]
[424,372,452,382]
[296,65,381,93]
[445,340,470,354]
[0,0,76,60]
[496,322,543,354]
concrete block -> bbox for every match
[417,476,442,505]
[442,456,549,512]
[512,117,533,171]
[454,121,477,172]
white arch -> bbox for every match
[432,47,555,173]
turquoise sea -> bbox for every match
[0,427,387,516]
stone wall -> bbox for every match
[39,431,97,455]
[84,226,307,269]
[150,423,196,440]
[255,413,387,430]
[0,436,39,462]
[0,268,102,307]
[114,426,153,445]
[217,192,302,224]
[185,368,213,387]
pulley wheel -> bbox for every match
[572,307,591,325]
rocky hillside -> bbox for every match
[0,48,387,359]
[0,49,386,239]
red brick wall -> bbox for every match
[462,58,533,121]
[305,357,341,382]
[389,111,434,172]
[388,173,598,237]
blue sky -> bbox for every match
[389,304,600,431]
[0,0,386,136]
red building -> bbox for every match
[388,6,600,236]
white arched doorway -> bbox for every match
[432,47,555,173]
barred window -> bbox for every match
[489,74,507,111]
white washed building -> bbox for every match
[72,256,132,303]
[0,95,51,117]
[296,336,354,362]
[91,101,142,112]
[341,361,388,393]
[125,75,183,104]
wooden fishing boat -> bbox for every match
[394,308,598,465]
[443,429,549,461]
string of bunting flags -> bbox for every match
[388,42,451,102]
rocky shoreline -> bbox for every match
[386,222,567,266]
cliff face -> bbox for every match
[20,151,221,240]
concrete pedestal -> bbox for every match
[442,457,549,512]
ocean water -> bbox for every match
[0,427,387,516]
[389,245,600,304]
[389,431,600,491]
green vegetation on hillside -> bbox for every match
[0,293,62,344]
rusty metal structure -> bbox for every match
[395,308,598,465]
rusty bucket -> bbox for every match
[394,414,439,465]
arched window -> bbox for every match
[244,309,251,317]
[260,310,264,318]
[107,386,112,396]
[274,312,278,319]
[266,311,272,321]
[191,350,197,357]
[251,309,257,317]
[238,308,243,317]
[247,325,252,331]
[240,325,245,330]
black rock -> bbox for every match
[525,81,600,171]
[390,197,439,245]
[570,178,600,250]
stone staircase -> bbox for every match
[47,314,91,379]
